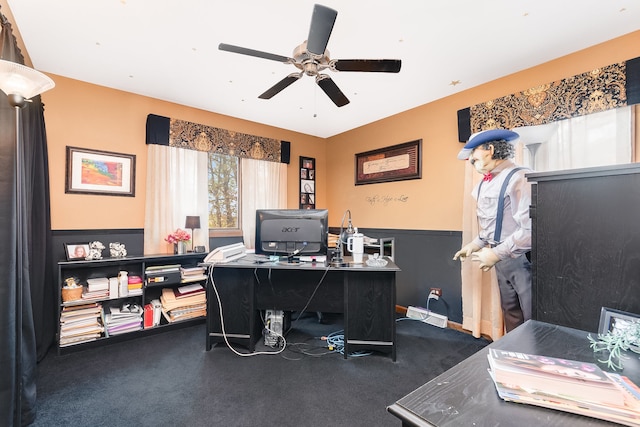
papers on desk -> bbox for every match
[487,349,640,426]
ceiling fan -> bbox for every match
[219,4,401,107]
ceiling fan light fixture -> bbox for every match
[303,62,318,76]
[218,4,400,106]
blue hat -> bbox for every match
[457,129,519,160]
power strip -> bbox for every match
[406,306,448,328]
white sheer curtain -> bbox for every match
[240,157,287,249]
[516,106,632,172]
[462,106,634,340]
[460,162,505,339]
[144,144,209,254]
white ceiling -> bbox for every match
[7,0,640,138]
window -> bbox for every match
[208,153,240,233]
[514,105,635,172]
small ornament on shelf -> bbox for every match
[61,277,83,302]
[86,241,105,260]
[109,242,127,258]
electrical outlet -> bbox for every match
[429,288,442,297]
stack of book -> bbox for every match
[159,284,206,322]
[103,302,143,336]
[487,349,640,426]
[127,275,143,296]
[59,302,104,347]
[180,266,207,283]
[82,277,110,300]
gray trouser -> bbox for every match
[494,253,532,333]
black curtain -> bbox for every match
[0,8,56,427]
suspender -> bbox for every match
[476,167,524,244]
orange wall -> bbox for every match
[326,30,640,230]
[43,77,325,230]
[34,30,640,231]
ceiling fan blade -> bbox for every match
[219,43,292,63]
[316,75,349,107]
[259,73,303,99]
[333,59,402,73]
[306,4,337,56]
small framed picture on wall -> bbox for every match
[299,156,315,209]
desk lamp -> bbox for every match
[185,215,201,252]
[0,59,55,427]
[330,209,355,266]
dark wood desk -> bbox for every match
[206,254,400,360]
[387,320,640,426]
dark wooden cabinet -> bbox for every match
[57,253,206,354]
[529,164,640,332]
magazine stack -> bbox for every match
[487,349,640,426]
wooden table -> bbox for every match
[387,319,640,426]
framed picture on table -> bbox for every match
[299,156,315,209]
[64,242,90,261]
[598,307,640,334]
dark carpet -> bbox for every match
[31,313,490,426]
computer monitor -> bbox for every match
[255,209,328,259]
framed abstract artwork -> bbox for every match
[65,146,136,196]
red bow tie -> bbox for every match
[483,173,493,182]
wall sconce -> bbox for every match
[185,216,201,252]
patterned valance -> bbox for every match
[457,57,640,142]
[145,114,290,163]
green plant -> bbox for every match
[588,319,640,371]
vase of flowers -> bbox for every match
[165,228,191,254]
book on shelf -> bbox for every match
[128,275,143,284]
[487,349,640,426]
[145,264,181,274]
[59,333,102,347]
[144,304,154,329]
[60,316,101,329]
[86,277,109,292]
[61,303,101,318]
[161,306,206,323]
[160,287,206,311]
[173,283,205,299]
[60,324,104,337]
[180,266,206,276]
[181,274,208,283]
[82,289,110,300]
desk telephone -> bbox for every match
[203,242,247,264]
